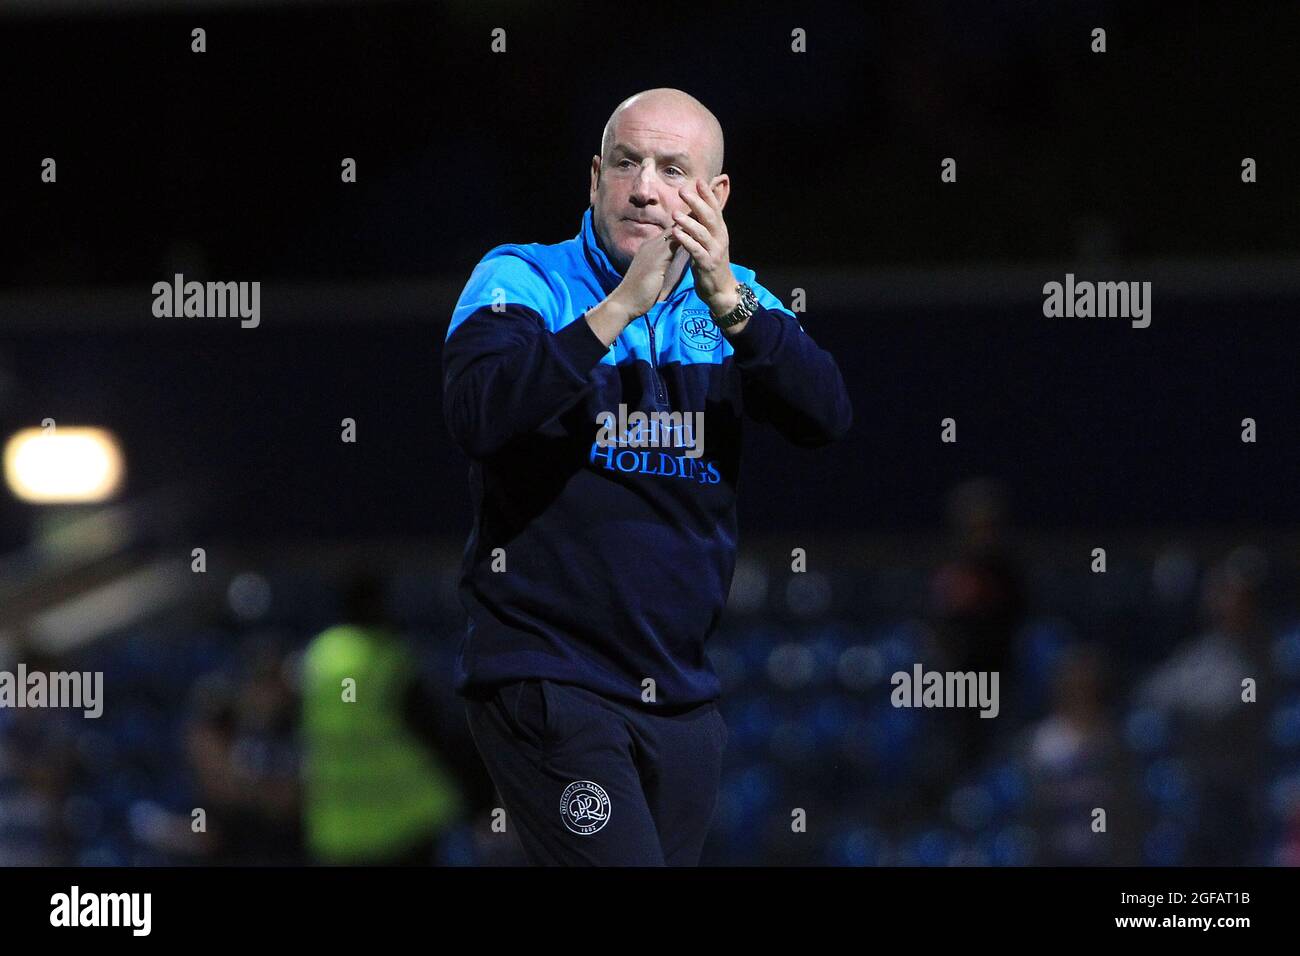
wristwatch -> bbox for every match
[710,281,759,329]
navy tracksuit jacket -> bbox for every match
[443,206,852,708]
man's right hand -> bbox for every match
[584,225,681,347]
[612,224,684,320]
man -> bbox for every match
[443,88,852,865]
[1132,550,1272,864]
[301,573,465,865]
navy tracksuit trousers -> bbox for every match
[464,679,728,866]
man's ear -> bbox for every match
[589,155,601,204]
[710,174,731,211]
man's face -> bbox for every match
[589,104,725,273]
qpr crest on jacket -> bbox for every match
[680,308,721,351]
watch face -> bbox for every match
[736,284,757,316]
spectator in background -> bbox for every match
[924,478,1028,787]
[300,572,465,865]
[186,639,302,865]
[1020,644,1143,864]
[929,477,1028,680]
[0,664,76,865]
[1137,548,1270,720]
[1133,547,1272,864]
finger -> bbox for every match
[697,176,720,210]
[694,176,724,217]
[671,211,710,247]
[671,224,707,260]
[678,184,717,228]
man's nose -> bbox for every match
[630,166,661,204]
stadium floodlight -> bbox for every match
[3,426,125,503]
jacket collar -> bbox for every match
[578,206,694,301]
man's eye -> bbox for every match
[615,160,682,176]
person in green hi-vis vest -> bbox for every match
[302,573,464,865]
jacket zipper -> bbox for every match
[643,314,668,406]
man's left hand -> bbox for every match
[672,178,741,321]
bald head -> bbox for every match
[600,88,724,180]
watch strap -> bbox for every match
[712,282,758,329]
